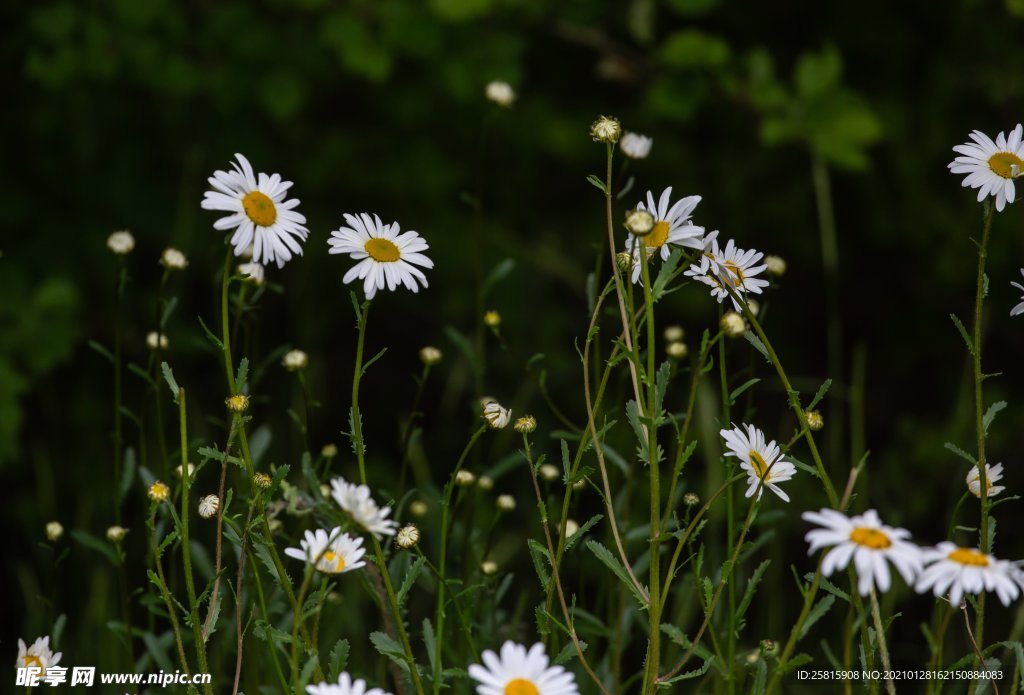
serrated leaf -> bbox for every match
[807,379,833,410]
[950,313,974,355]
[328,639,350,681]
[235,357,249,392]
[743,331,770,362]
[735,560,770,624]
[563,514,603,552]
[527,539,551,591]
[369,631,410,675]
[799,594,836,640]
[161,362,180,403]
[553,640,587,666]
[585,540,648,608]
[397,556,426,609]
[944,441,976,465]
[658,658,714,686]
[197,315,224,350]
[983,401,1007,434]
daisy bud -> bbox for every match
[319,483,331,498]
[683,492,700,507]
[160,247,188,270]
[746,299,760,317]
[238,262,265,285]
[746,652,760,664]
[45,521,64,542]
[760,639,778,656]
[484,310,502,328]
[267,518,283,534]
[106,525,128,542]
[107,230,135,255]
[175,463,195,479]
[148,481,170,503]
[419,346,443,366]
[321,443,338,459]
[666,341,688,360]
[539,463,561,482]
[616,251,634,272]
[664,325,684,342]
[496,494,516,511]
[805,410,824,431]
[485,80,516,108]
[764,255,787,277]
[720,311,747,338]
[395,524,421,549]
[281,349,308,371]
[146,332,169,350]
[477,475,495,491]
[198,494,220,519]
[619,131,653,160]
[514,415,537,433]
[966,463,1005,498]
[409,500,429,517]
[481,560,498,575]
[253,472,273,489]
[482,402,511,429]
[455,470,476,487]
[572,478,586,491]
[225,394,250,412]
[564,519,580,537]
[624,209,655,236]
[590,115,622,144]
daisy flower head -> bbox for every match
[238,261,265,285]
[966,462,1005,498]
[619,131,653,160]
[17,636,62,674]
[1011,269,1024,317]
[685,237,768,311]
[284,527,367,575]
[719,423,796,502]
[201,154,309,268]
[916,542,1021,607]
[468,641,579,695]
[803,508,922,596]
[329,477,399,539]
[306,672,393,695]
[328,213,433,300]
[625,188,704,283]
[948,124,1024,212]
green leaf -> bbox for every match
[586,174,608,195]
[553,640,587,666]
[88,340,114,364]
[586,540,648,608]
[658,658,713,686]
[795,46,841,99]
[777,652,814,675]
[983,401,1007,434]
[735,560,770,624]
[397,556,426,609]
[807,379,833,411]
[728,378,761,405]
[482,259,516,298]
[369,631,410,674]
[235,357,249,392]
[422,618,437,674]
[563,514,603,552]
[327,639,350,681]
[799,594,836,640]
[71,529,116,563]
[743,331,770,362]
[527,539,551,591]
[197,315,224,350]
[950,314,974,355]
[161,362,180,403]
[944,442,976,465]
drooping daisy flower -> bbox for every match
[238,262,265,285]
[469,641,578,695]
[626,188,704,283]
[619,132,653,160]
[719,424,797,502]
[966,463,1005,498]
[284,527,367,575]
[329,477,399,539]
[483,401,511,429]
[948,124,1024,212]
[201,153,309,268]
[685,237,768,310]
[327,213,433,300]
[803,508,922,596]
[198,495,220,519]
[306,672,393,695]
[16,636,62,675]
[916,542,1021,607]
[1012,269,1024,317]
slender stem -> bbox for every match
[413,548,478,656]
[113,258,125,523]
[149,510,190,674]
[221,249,238,392]
[870,588,897,695]
[290,566,316,692]
[765,561,824,695]
[352,301,371,486]
[718,304,737,693]
[203,429,235,641]
[232,502,258,695]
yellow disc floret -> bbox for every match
[365,238,401,262]
[948,547,989,567]
[849,527,892,550]
[988,151,1024,179]
[242,191,277,226]
[505,679,540,695]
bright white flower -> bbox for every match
[238,261,265,285]
[198,495,220,519]
[329,477,399,539]
[469,641,579,695]
[966,463,1005,498]
[720,424,796,502]
[686,237,768,310]
[948,124,1024,212]
[803,508,922,596]
[284,527,367,575]
[619,132,653,159]
[328,213,433,300]
[16,636,62,675]
[306,672,393,695]
[201,153,309,268]
[483,401,511,429]
[485,80,516,107]
[1012,269,1024,317]
[107,230,135,255]
[160,247,188,270]
[45,521,63,542]
[916,542,1021,607]
[146,332,169,350]
[282,349,308,371]
[626,188,704,283]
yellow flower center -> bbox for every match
[948,547,989,567]
[849,527,891,549]
[365,238,401,262]
[505,679,539,695]
[748,450,769,478]
[22,654,43,670]
[645,220,670,249]
[724,261,745,282]
[242,191,277,227]
[319,550,346,573]
[988,151,1024,179]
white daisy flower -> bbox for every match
[619,132,653,159]
[685,237,768,310]
[803,508,922,596]
[948,124,1024,212]
[329,477,399,539]
[17,636,62,674]
[306,672,393,695]
[238,261,265,285]
[201,153,309,268]
[625,188,704,283]
[916,542,1021,607]
[485,80,516,107]
[1012,269,1024,317]
[198,494,220,519]
[482,401,511,429]
[719,423,797,502]
[966,463,1006,498]
[284,527,367,575]
[327,213,433,300]
[468,641,579,695]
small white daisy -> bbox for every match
[107,230,135,255]
[468,641,579,695]
[16,636,62,674]
[328,213,433,300]
[284,527,366,575]
[201,153,309,268]
[966,463,1006,498]
[803,508,922,596]
[685,237,768,310]
[948,124,1024,212]
[916,542,1021,607]
[1012,269,1024,317]
[619,132,653,159]
[719,423,797,502]
[626,188,704,283]
[238,261,265,285]
[306,672,393,695]
[329,477,399,539]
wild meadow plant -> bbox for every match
[19,105,1024,695]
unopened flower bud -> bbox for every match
[481,560,498,575]
[225,394,249,412]
[683,492,700,507]
[198,494,220,519]
[485,80,516,107]
[564,519,580,537]
[107,525,128,542]
[160,247,188,270]
[590,115,622,143]
[624,209,655,236]
[281,349,308,371]
[148,481,170,503]
[721,311,747,338]
[663,325,684,342]
[419,346,442,366]
[146,332,169,350]
[619,132,653,160]
[765,255,786,277]
[395,524,421,549]
[455,470,476,487]
[482,402,511,429]
[254,472,273,489]
[107,230,135,255]
[805,410,824,431]
[666,341,688,360]
[484,311,502,328]
[409,500,429,517]
[46,521,64,542]
[616,251,634,272]
[477,475,494,491]
[514,415,537,433]
[539,464,560,482]
[496,494,516,511]
[321,443,338,459]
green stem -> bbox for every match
[719,305,736,693]
[148,510,191,674]
[290,566,316,693]
[221,249,237,392]
[870,588,897,695]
